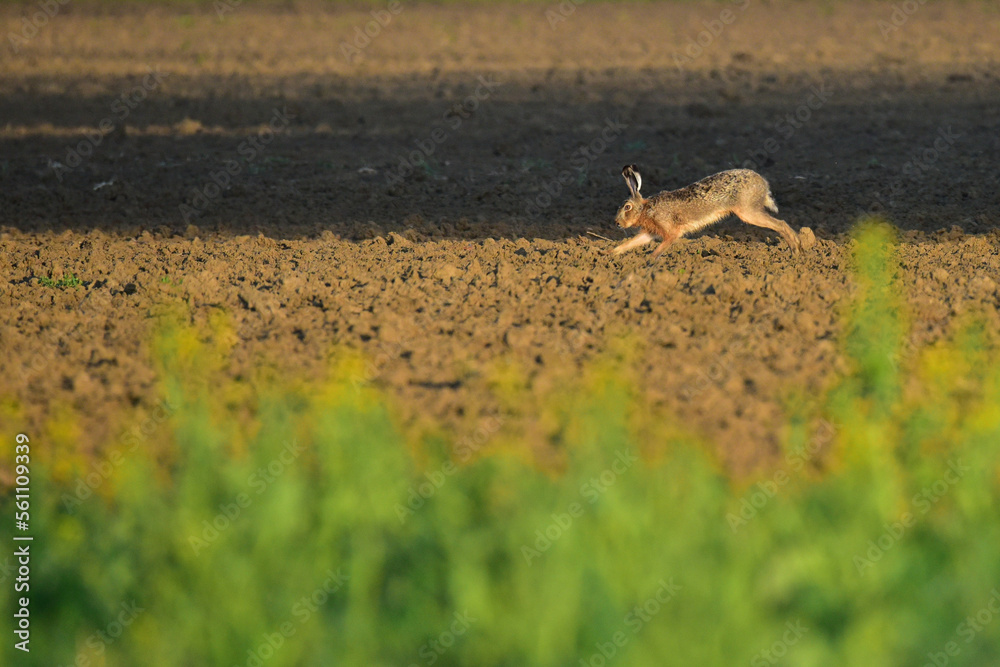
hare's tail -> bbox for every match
[765,192,778,213]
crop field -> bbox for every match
[1,1,1000,665]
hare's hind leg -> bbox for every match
[612,231,654,256]
[733,207,801,255]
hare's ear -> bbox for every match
[622,164,642,197]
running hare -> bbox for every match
[612,165,801,257]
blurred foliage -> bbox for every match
[3,219,1000,666]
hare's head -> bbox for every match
[615,164,645,228]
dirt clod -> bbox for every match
[798,227,816,250]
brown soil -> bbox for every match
[1,1,999,474]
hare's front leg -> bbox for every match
[651,230,680,258]
[612,231,653,256]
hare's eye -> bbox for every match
[624,204,632,211]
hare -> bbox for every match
[611,165,801,257]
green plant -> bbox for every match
[160,275,183,287]
[37,273,83,289]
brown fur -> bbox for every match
[613,166,801,258]
[635,210,664,237]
